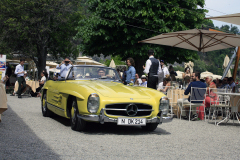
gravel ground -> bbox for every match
[1,94,240,160]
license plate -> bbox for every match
[117,118,146,126]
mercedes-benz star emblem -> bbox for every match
[126,104,138,116]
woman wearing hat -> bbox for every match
[140,75,147,87]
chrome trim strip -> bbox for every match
[52,99,59,103]
[105,103,152,108]
[77,109,172,124]
[47,102,64,111]
[162,116,173,123]
[104,108,153,111]
[137,109,154,111]
[104,108,127,111]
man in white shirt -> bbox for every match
[143,49,162,89]
[56,57,73,79]
[14,59,26,98]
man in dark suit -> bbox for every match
[5,62,12,86]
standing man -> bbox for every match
[14,59,26,98]
[5,62,12,87]
[56,57,73,79]
[143,49,162,89]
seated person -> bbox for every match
[85,73,91,78]
[98,69,106,77]
[134,73,142,85]
[139,75,147,87]
[30,71,47,97]
[198,76,218,120]
[157,77,171,92]
[97,68,112,79]
[219,77,230,89]
[75,74,82,79]
[177,72,206,121]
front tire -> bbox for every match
[141,123,158,131]
[41,92,52,117]
[70,99,87,131]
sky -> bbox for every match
[204,0,240,28]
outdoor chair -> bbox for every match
[180,87,207,121]
[165,86,175,115]
[208,88,230,125]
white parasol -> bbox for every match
[222,55,232,77]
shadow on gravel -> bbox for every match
[49,114,171,135]
[0,106,60,160]
[82,122,171,135]
[49,114,71,127]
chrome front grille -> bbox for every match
[105,103,153,117]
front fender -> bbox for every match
[59,90,85,100]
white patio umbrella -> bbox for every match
[109,59,116,69]
[46,61,59,68]
[175,70,184,79]
[108,59,116,76]
[75,56,105,66]
[223,55,232,77]
[200,71,213,79]
[139,29,240,52]
[212,75,222,80]
[49,68,60,73]
[206,13,240,26]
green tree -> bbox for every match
[0,0,83,76]
[100,55,126,66]
[75,0,207,74]
[193,59,206,73]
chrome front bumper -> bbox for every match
[77,109,173,124]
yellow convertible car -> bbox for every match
[41,65,172,131]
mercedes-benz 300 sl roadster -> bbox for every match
[41,65,172,131]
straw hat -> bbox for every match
[141,75,147,79]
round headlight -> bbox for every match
[87,93,100,113]
[159,96,169,115]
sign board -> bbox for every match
[0,55,6,80]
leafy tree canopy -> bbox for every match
[0,0,83,76]
[76,0,208,69]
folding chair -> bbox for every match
[208,88,230,125]
[180,87,206,121]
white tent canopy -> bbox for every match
[75,56,105,66]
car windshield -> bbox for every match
[66,66,121,81]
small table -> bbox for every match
[14,80,39,93]
[216,92,240,125]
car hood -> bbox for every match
[75,81,152,99]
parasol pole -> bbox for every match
[232,47,240,81]
[221,47,237,80]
